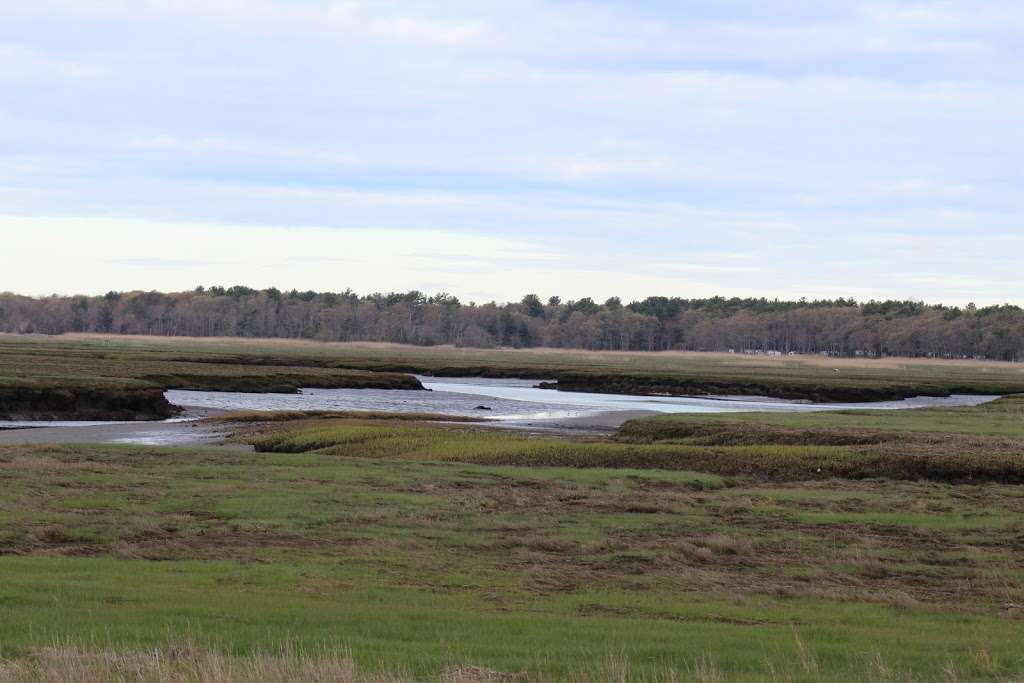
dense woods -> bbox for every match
[1,288,1022,361]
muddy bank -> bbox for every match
[143,370,423,394]
[548,373,949,403]
[0,412,244,448]
[0,386,178,421]
[0,408,653,447]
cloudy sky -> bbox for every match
[1,1,1021,305]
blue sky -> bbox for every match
[1,1,1021,304]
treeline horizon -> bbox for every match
[1,286,1022,361]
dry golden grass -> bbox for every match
[59,333,1024,371]
[0,640,994,683]
[0,640,540,683]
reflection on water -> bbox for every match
[160,376,998,422]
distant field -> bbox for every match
[20,333,1024,402]
[0,334,422,393]
[1,436,1022,680]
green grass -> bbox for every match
[620,394,1024,440]
[0,334,422,395]
[1,441,1023,679]
[243,406,1024,483]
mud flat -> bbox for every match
[0,407,243,447]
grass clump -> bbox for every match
[610,395,1024,483]
[244,414,1024,483]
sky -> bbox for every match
[1,1,1022,306]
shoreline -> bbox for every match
[0,406,243,448]
[0,407,659,446]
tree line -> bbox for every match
[1,287,1021,361]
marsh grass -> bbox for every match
[619,395,1024,441]
[612,395,1024,482]
[0,337,421,393]
[245,413,1024,483]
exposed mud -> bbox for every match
[552,373,945,403]
[0,386,178,421]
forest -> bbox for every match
[1,287,1022,361]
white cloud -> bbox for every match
[1,1,1023,305]
[0,45,107,81]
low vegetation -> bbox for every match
[243,396,1024,483]
[1,439,1022,679]
[0,640,1003,683]
[619,394,1024,441]
[2,334,1022,678]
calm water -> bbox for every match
[160,376,998,422]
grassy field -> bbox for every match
[1,436,1023,680]
[2,334,1023,678]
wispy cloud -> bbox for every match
[0,1,1021,304]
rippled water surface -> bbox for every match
[163,376,998,421]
